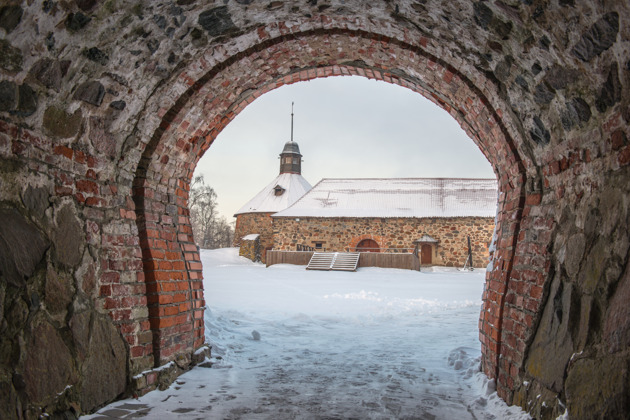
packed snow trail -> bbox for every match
[83,248,530,419]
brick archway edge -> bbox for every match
[348,234,385,251]
[132,27,531,401]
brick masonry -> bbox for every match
[0,2,628,419]
[273,216,495,268]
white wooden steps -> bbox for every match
[306,252,360,271]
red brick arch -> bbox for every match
[349,234,386,252]
[128,24,546,402]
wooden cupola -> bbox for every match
[279,102,303,175]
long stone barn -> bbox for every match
[272,178,498,267]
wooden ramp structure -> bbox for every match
[266,251,419,271]
[306,252,360,271]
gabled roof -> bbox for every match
[415,235,438,243]
[272,178,498,219]
[234,173,312,216]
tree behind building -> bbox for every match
[189,175,234,249]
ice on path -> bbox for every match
[82,248,530,420]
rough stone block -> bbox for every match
[595,63,621,113]
[0,80,17,113]
[73,80,105,106]
[45,267,74,316]
[43,105,82,138]
[0,208,49,287]
[88,116,116,158]
[23,318,76,404]
[65,12,91,31]
[0,39,22,72]
[52,203,83,268]
[1,83,38,116]
[566,354,629,419]
[0,5,23,33]
[29,58,71,92]
[571,12,619,62]
[198,6,237,37]
[80,316,127,412]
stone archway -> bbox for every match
[356,238,381,253]
[131,29,534,404]
[0,2,628,419]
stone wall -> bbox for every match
[239,235,261,263]
[273,216,494,268]
[0,168,129,418]
[233,212,274,263]
[0,1,628,418]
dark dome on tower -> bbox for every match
[281,141,302,156]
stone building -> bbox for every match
[272,178,497,267]
[233,140,312,261]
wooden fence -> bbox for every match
[358,252,421,271]
[266,251,420,271]
[266,251,314,267]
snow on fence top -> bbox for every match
[234,173,312,216]
[272,178,498,219]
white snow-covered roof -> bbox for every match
[234,173,312,216]
[272,178,498,219]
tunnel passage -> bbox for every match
[0,1,629,419]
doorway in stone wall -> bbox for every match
[421,244,433,265]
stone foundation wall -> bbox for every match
[239,235,262,262]
[272,216,495,268]
[233,212,274,262]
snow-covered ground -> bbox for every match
[84,248,531,419]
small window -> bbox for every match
[293,157,299,164]
[274,185,285,196]
[315,242,323,250]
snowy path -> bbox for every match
[83,248,530,419]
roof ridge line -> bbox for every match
[319,177,497,181]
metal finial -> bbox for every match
[290,102,294,142]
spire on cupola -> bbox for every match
[279,102,303,175]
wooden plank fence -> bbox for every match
[266,251,420,271]
[266,251,314,267]
[358,252,421,271]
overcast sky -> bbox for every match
[194,76,495,221]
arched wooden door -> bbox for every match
[420,244,433,264]
[356,239,380,253]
